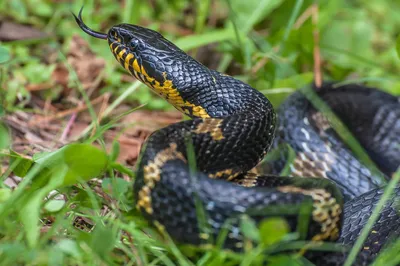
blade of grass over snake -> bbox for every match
[117,222,177,266]
[300,85,387,184]
[160,232,195,266]
[371,238,400,266]
[344,167,400,266]
[184,135,213,246]
[262,143,296,176]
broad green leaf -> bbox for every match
[56,239,82,259]
[63,144,108,184]
[44,199,65,212]
[19,166,67,247]
[102,177,129,199]
[34,143,108,187]
[0,243,25,263]
[259,217,289,246]
[10,150,34,177]
[240,215,260,242]
[90,223,117,258]
[0,46,10,64]
[48,246,65,266]
[32,151,52,161]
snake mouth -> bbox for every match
[72,6,108,40]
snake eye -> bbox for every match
[130,39,140,48]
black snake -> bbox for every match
[74,8,400,265]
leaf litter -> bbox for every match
[2,33,182,239]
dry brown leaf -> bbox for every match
[0,21,47,41]
[67,35,105,90]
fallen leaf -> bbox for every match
[0,21,47,41]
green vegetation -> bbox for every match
[0,0,399,265]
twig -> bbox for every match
[294,5,314,29]
[59,112,78,142]
[312,4,322,88]
[97,92,111,123]
[25,83,53,91]
[251,57,269,74]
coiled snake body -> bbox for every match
[74,9,400,265]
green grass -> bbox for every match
[0,0,400,265]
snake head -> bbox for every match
[73,7,184,86]
[107,23,183,83]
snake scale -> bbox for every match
[74,8,400,265]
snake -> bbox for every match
[73,8,400,265]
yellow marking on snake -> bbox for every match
[120,54,209,118]
[116,48,126,65]
[232,173,258,187]
[113,44,120,54]
[277,186,342,241]
[209,168,237,179]
[124,53,133,71]
[193,118,224,140]
[133,59,141,73]
[118,49,126,59]
[137,143,186,214]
